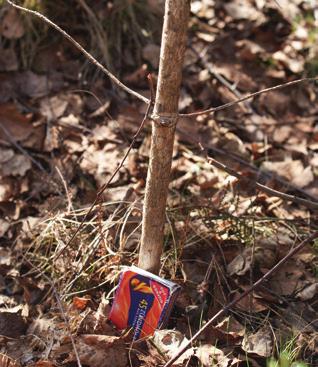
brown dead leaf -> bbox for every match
[216,316,245,338]
[242,326,273,357]
[0,312,28,338]
[123,64,149,86]
[197,344,232,367]
[153,330,194,365]
[0,220,10,238]
[19,277,49,306]
[18,71,63,99]
[258,91,290,116]
[227,248,252,276]
[0,103,45,150]
[0,353,21,367]
[234,292,269,313]
[204,316,245,346]
[93,295,113,334]
[0,149,31,177]
[0,8,25,39]
[273,125,292,143]
[80,143,125,187]
[72,296,90,312]
[272,50,304,73]
[296,282,318,301]
[270,261,303,296]
[261,159,314,188]
[40,95,68,121]
[224,0,264,21]
[67,334,128,367]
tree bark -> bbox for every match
[138,0,190,274]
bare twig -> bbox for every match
[176,125,318,204]
[5,0,149,104]
[164,231,318,367]
[180,77,318,117]
[54,94,153,260]
[188,45,252,113]
[199,145,318,210]
[55,166,73,213]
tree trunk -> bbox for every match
[138,0,190,274]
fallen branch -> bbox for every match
[5,0,149,104]
[199,144,318,210]
[180,76,318,117]
[164,231,318,367]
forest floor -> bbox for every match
[0,0,318,366]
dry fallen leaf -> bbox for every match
[0,149,31,177]
[224,0,264,20]
[242,326,273,357]
[0,220,10,238]
[153,330,194,365]
[66,334,128,367]
[261,159,314,188]
[0,8,25,39]
[72,296,90,311]
[0,104,45,150]
[296,282,318,301]
[196,344,231,367]
[227,248,252,276]
[0,312,28,338]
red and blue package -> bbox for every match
[109,266,180,339]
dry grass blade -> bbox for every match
[0,354,21,367]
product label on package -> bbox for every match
[109,267,180,339]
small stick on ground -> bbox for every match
[163,231,318,367]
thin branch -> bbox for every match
[164,231,318,367]
[54,96,153,260]
[5,0,149,104]
[176,126,318,204]
[55,166,73,213]
[180,77,318,117]
[199,145,318,210]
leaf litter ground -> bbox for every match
[0,0,318,366]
